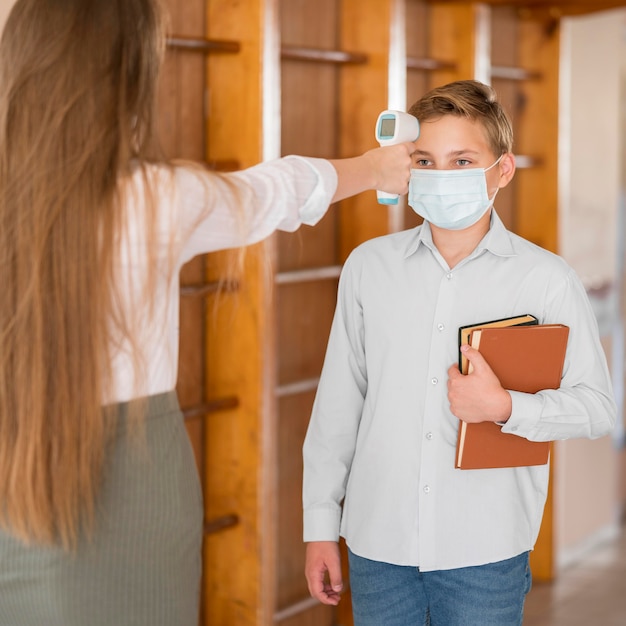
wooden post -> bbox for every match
[203,1,279,623]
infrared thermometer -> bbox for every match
[375,110,420,205]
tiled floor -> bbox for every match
[523,524,626,625]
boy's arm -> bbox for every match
[448,269,616,441]
[302,254,366,558]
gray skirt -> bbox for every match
[0,392,203,626]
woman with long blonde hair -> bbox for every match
[0,0,415,623]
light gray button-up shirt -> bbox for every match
[303,210,616,571]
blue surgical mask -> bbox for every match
[407,156,502,230]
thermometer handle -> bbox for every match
[377,190,399,205]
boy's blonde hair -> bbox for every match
[408,80,514,156]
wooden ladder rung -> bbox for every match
[204,514,239,535]
[407,56,457,72]
[281,45,368,65]
[180,280,239,298]
[182,397,239,420]
[166,36,240,54]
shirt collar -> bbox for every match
[404,209,517,260]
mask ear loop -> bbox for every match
[485,154,505,206]
[484,153,504,173]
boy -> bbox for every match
[302,80,616,625]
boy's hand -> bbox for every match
[447,344,512,423]
[305,541,343,606]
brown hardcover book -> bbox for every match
[458,314,538,375]
[455,324,569,470]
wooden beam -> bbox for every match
[203,1,278,624]
[428,0,626,17]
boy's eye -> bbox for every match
[414,158,431,167]
[456,159,472,166]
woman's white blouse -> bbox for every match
[108,156,337,403]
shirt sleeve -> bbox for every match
[302,253,367,542]
[171,156,338,265]
[502,268,617,441]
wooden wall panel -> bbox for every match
[491,6,521,232]
[406,0,432,99]
[203,1,276,624]
[277,213,339,273]
[428,2,476,83]
[158,1,206,161]
[276,392,320,609]
[278,604,336,626]
[517,12,561,582]
[516,14,560,254]
[339,0,396,258]
[277,2,343,623]
[277,281,338,385]
[279,0,341,273]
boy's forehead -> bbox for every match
[416,115,492,153]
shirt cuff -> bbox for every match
[500,390,542,436]
[303,505,342,542]
[289,156,338,226]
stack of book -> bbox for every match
[455,314,569,470]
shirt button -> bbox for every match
[423,485,431,494]
[426,432,433,440]
[437,323,445,331]
[446,273,453,280]
[431,377,438,385]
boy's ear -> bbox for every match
[497,153,516,188]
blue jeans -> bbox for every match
[348,548,531,626]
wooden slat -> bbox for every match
[407,56,457,71]
[426,0,626,17]
[202,159,241,172]
[204,514,239,535]
[274,596,324,622]
[275,265,341,285]
[491,65,542,80]
[514,154,541,169]
[182,397,239,420]
[281,45,368,64]
[180,280,238,297]
[167,35,240,53]
[276,377,319,398]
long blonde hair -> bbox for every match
[0,0,166,548]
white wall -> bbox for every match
[556,7,626,568]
